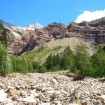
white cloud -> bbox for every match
[75,10,105,23]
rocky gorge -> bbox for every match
[0,73,105,105]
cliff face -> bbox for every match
[18,23,67,54]
[66,18,105,44]
[0,22,67,54]
[1,18,105,54]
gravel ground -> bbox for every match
[0,73,104,105]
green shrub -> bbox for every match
[38,66,47,73]
[27,60,33,72]
[32,61,47,73]
[32,61,41,72]
[51,66,60,72]
[12,56,33,74]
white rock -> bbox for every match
[5,98,12,103]
[97,95,105,100]
[0,89,7,102]
[18,97,36,102]
[30,90,38,97]
[6,103,14,105]
[47,90,61,94]
[40,103,50,105]
[56,101,62,105]
[60,89,68,94]
[100,95,105,99]
[7,86,14,89]
[52,78,58,84]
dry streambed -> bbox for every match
[0,73,105,105]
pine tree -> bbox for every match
[1,29,8,48]
[61,46,74,70]
[92,49,105,77]
[0,42,12,76]
[61,54,74,70]
[74,45,93,75]
[64,46,73,56]
[45,54,54,70]
[53,54,61,70]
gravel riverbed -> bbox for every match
[0,73,105,105]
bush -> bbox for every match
[33,61,41,72]
[12,56,33,74]
[38,66,47,73]
[51,66,60,72]
[27,60,33,72]
[32,61,47,73]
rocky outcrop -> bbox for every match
[18,22,67,54]
[66,18,105,44]
[0,73,105,104]
[1,18,105,54]
[21,18,105,54]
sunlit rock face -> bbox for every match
[1,17,105,54]
[67,18,105,44]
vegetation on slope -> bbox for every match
[20,45,62,63]
[0,36,105,77]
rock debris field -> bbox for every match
[0,73,105,105]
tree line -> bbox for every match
[0,27,105,77]
[0,41,105,77]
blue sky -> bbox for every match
[0,0,105,26]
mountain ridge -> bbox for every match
[0,20,43,30]
[0,17,105,54]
